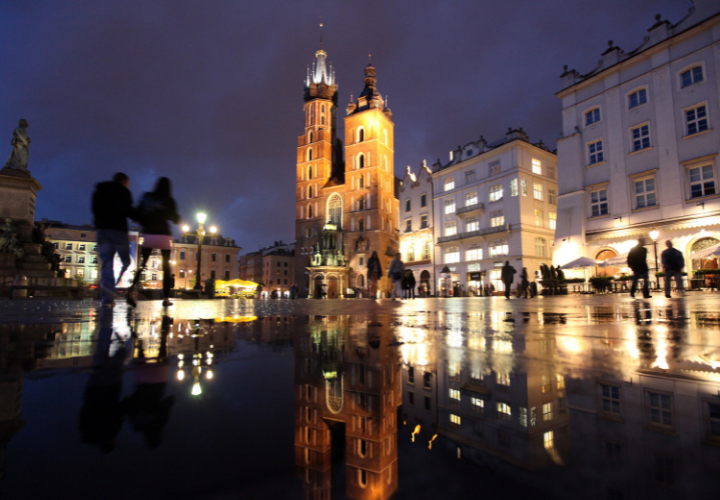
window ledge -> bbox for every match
[645,424,677,436]
[632,205,660,213]
[587,160,607,169]
[685,193,720,204]
[598,412,624,423]
[588,214,611,221]
[683,128,713,140]
[629,146,653,156]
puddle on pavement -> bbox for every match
[1,302,720,499]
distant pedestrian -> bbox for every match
[289,283,297,299]
[628,238,651,298]
[388,253,405,300]
[169,274,176,290]
[367,251,382,300]
[520,267,530,298]
[501,261,516,299]
[530,281,538,298]
[127,177,181,308]
[661,240,685,298]
[256,284,262,299]
[402,269,416,299]
[92,172,138,307]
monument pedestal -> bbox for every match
[0,168,41,224]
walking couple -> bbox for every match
[92,173,181,308]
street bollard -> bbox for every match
[12,274,28,299]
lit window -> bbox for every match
[466,218,479,232]
[405,219,412,233]
[631,124,651,151]
[535,238,546,257]
[465,170,476,183]
[497,372,510,387]
[686,105,709,135]
[466,246,482,261]
[681,66,703,88]
[445,221,457,237]
[534,209,543,228]
[472,398,484,412]
[649,392,673,427]
[449,388,461,402]
[546,165,555,179]
[543,431,554,450]
[519,407,528,427]
[556,374,565,390]
[445,246,460,264]
[542,375,551,393]
[510,178,518,196]
[445,199,456,214]
[532,158,541,175]
[549,189,557,205]
[590,189,609,217]
[489,241,509,258]
[634,178,657,208]
[588,140,604,164]
[533,183,543,200]
[689,165,715,198]
[450,414,461,426]
[421,241,431,260]
[543,402,553,421]
[601,384,620,414]
[629,88,647,108]
[490,210,504,227]
[585,108,601,125]
[549,212,557,229]
[444,177,455,191]
[521,179,527,196]
[76,269,85,278]
[489,184,503,202]
[489,161,501,176]
[91,270,98,279]
[420,214,428,229]
[465,192,478,206]
[497,402,511,420]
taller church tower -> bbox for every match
[294,42,343,293]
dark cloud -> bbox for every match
[0,0,691,251]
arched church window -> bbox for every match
[308,204,313,218]
[359,154,365,169]
[308,149,313,161]
[359,219,364,232]
[308,186,313,199]
[308,131,313,143]
[358,197,365,211]
[358,127,365,142]
[383,155,388,171]
[327,194,342,227]
[310,104,315,125]
[359,175,364,189]
[308,166,313,180]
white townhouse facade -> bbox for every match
[553,1,720,276]
[399,162,435,295]
[432,129,558,294]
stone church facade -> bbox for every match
[294,43,400,298]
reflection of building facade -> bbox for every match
[552,2,720,275]
[294,42,401,298]
[294,315,400,499]
[399,163,435,296]
[432,130,558,294]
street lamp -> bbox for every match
[194,212,207,291]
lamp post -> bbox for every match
[649,228,659,291]
[194,213,206,290]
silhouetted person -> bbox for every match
[128,177,181,307]
[389,253,405,300]
[92,172,137,306]
[79,307,129,452]
[501,261,516,299]
[366,251,382,300]
[628,238,651,298]
[661,240,685,298]
[520,267,530,298]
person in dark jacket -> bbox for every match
[402,269,416,299]
[520,268,530,298]
[661,240,685,298]
[92,172,137,307]
[501,261,516,299]
[628,238,651,298]
[128,177,181,307]
[366,251,382,300]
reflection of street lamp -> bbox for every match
[194,213,207,291]
[649,228,659,271]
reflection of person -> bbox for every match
[501,261,516,299]
[628,239,651,298]
[4,119,30,170]
[661,240,685,298]
[79,307,129,453]
[125,316,175,448]
[366,251,382,300]
[92,172,137,306]
[128,177,181,307]
[388,253,404,300]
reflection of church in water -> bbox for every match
[293,315,401,499]
[294,38,401,299]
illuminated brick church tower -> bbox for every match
[295,39,399,298]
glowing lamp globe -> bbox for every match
[210,226,217,234]
[182,225,190,233]
[196,212,207,224]
[649,229,659,241]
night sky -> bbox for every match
[0,0,691,252]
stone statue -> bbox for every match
[4,119,31,170]
[0,219,24,259]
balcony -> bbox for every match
[437,223,510,244]
[456,202,485,218]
